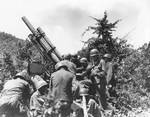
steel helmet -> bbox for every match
[80,57,88,64]
[55,60,76,74]
[14,69,30,81]
[104,54,111,59]
[90,49,99,57]
[31,75,48,90]
[68,61,76,74]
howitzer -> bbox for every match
[22,16,62,64]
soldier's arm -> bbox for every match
[72,76,80,99]
[76,70,88,79]
[99,59,106,71]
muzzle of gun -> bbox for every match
[21,16,62,64]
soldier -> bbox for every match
[73,79,103,117]
[107,56,118,98]
[76,57,89,81]
[100,53,115,110]
[30,75,48,117]
[71,54,81,68]
[103,54,113,85]
[89,49,108,110]
[0,69,33,117]
[47,60,76,117]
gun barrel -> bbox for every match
[37,27,62,61]
[22,16,62,64]
[22,16,38,35]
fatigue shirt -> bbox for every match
[1,78,30,102]
[30,91,45,116]
[49,69,74,103]
[0,78,31,114]
[99,60,113,84]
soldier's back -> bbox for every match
[50,69,74,102]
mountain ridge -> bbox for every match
[0,32,24,55]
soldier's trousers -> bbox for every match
[98,77,107,110]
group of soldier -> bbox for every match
[0,48,118,117]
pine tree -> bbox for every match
[81,11,131,61]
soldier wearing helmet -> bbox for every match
[80,58,88,68]
[73,79,102,117]
[70,54,81,68]
[103,53,113,84]
[55,60,76,74]
[102,53,115,100]
[48,60,76,117]
[94,53,115,110]
[90,49,100,66]
[103,54,112,63]
[76,57,89,80]
[88,49,111,110]
[0,69,33,117]
[30,75,48,117]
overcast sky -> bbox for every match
[0,0,150,54]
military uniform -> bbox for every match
[30,75,48,117]
[76,58,93,81]
[89,49,108,110]
[48,60,76,117]
[74,79,102,117]
[102,54,113,84]
[96,59,108,110]
[30,91,45,117]
[101,60,113,84]
[0,70,31,117]
[101,54,115,110]
[108,61,118,97]
[49,69,74,102]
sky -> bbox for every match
[0,0,150,54]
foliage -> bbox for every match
[16,40,32,61]
[113,43,150,114]
[79,12,132,62]
[0,12,150,117]
[3,52,16,77]
[78,11,150,116]
[0,32,24,55]
[0,33,41,86]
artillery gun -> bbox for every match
[22,16,62,75]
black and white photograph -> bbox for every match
[0,0,149,117]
